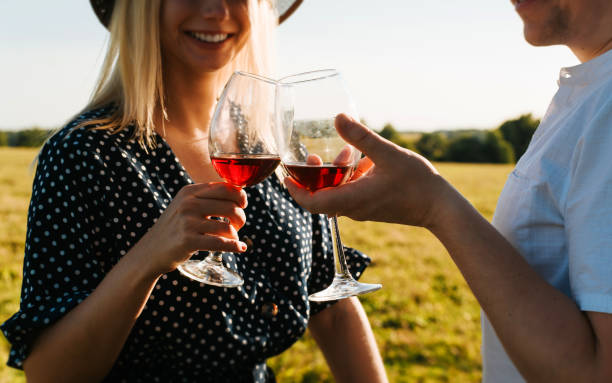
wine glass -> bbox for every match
[278,69,382,301]
[178,71,281,287]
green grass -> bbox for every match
[0,147,513,382]
[0,148,35,383]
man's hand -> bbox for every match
[284,114,450,228]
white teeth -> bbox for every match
[191,32,229,43]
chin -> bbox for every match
[190,57,235,74]
[523,26,565,47]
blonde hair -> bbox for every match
[78,0,278,149]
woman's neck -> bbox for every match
[158,68,222,140]
[155,68,228,183]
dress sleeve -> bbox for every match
[1,129,107,368]
[307,214,371,316]
[566,101,612,313]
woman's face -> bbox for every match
[160,0,251,75]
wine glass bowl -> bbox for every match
[278,69,382,301]
[211,154,281,188]
[178,71,281,287]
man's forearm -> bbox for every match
[429,187,600,382]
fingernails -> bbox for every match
[238,242,247,252]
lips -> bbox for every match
[513,0,534,9]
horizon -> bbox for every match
[0,1,578,132]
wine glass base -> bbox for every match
[309,274,382,302]
[178,259,244,288]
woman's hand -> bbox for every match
[133,182,248,277]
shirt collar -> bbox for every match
[558,48,612,86]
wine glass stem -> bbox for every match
[208,252,224,265]
[328,215,355,280]
[206,217,229,265]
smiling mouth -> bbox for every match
[187,31,231,43]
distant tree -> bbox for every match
[483,130,515,163]
[398,137,417,151]
[379,123,400,141]
[0,131,7,146]
[498,114,539,161]
[445,131,514,163]
[11,128,51,147]
[378,123,413,149]
[415,132,448,161]
[446,134,488,163]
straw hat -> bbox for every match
[90,0,303,28]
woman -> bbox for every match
[0,1,387,382]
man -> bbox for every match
[285,1,612,381]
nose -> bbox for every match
[200,0,229,20]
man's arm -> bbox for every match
[287,114,612,382]
[430,187,612,382]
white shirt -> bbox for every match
[482,48,612,382]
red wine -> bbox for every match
[283,163,354,191]
[211,154,280,187]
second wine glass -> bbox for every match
[278,69,382,301]
[178,71,281,287]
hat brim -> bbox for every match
[90,0,303,28]
[278,0,303,24]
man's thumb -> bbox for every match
[335,114,393,163]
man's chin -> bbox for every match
[523,27,565,47]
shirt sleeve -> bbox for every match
[0,128,107,368]
[566,100,612,313]
[307,214,371,316]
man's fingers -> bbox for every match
[284,177,313,207]
[335,114,396,165]
[350,157,374,181]
[306,154,323,165]
[333,145,353,166]
[285,176,342,216]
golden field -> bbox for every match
[0,147,513,382]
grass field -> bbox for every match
[0,147,513,382]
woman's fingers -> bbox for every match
[177,188,247,230]
[193,218,240,240]
[192,219,247,253]
[190,233,247,253]
[182,182,248,208]
[194,200,246,229]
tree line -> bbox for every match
[378,114,540,163]
[0,128,53,148]
[1,114,539,163]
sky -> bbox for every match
[0,1,579,132]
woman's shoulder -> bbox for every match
[43,105,133,155]
[38,105,133,171]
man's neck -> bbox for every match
[570,35,612,63]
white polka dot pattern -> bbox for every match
[1,106,370,382]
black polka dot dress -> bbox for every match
[1,106,371,382]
